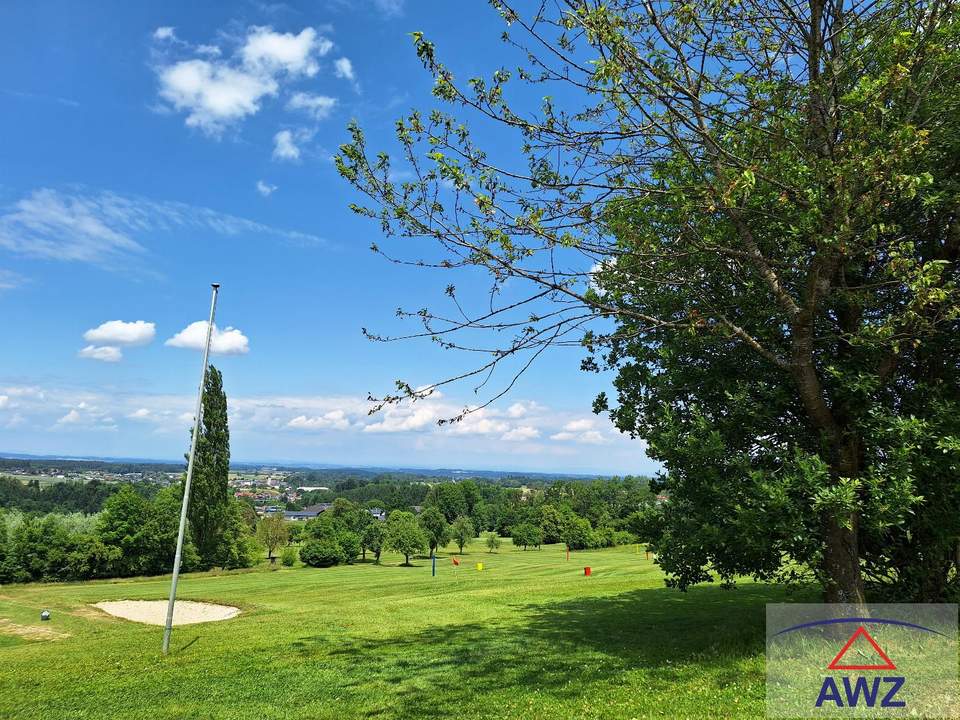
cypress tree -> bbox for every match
[187,364,231,567]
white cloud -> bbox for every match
[155,25,333,135]
[0,269,26,291]
[286,92,337,120]
[153,26,176,41]
[78,345,123,363]
[0,188,144,264]
[549,418,609,444]
[53,401,118,431]
[506,401,531,418]
[272,129,300,161]
[158,59,277,134]
[502,425,540,442]
[242,26,330,76]
[363,405,436,433]
[83,320,156,346]
[287,410,350,431]
[0,395,8,409]
[165,321,250,355]
[256,180,278,197]
[0,188,322,267]
[447,411,509,436]
[334,57,357,89]
[129,408,152,419]
[57,409,82,424]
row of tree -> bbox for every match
[0,366,261,583]
[0,477,150,515]
[0,484,260,584]
[288,486,643,569]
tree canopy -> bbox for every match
[338,1,960,602]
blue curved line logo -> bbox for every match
[772,617,946,639]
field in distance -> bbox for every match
[0,541,808,719]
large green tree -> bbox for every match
[188,364,233,568]
[418,506,451,556]
[385,510,428,566]
[338,1,960,602]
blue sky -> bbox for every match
[0,0,656,475]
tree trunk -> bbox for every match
[822,512,865,605]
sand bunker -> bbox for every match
[93,600,239,626]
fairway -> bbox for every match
[0,542,810,719]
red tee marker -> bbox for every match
[451,557,460,566]
[584,566,591,576]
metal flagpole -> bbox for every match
[162,283,220,655]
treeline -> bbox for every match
[0,486,260,583]
[293,476,654,569]
[0,458,182,475]
[418,477,654,550]
[297,474,653,532]
[0,476,158,515]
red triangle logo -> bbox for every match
[827,626,897,671]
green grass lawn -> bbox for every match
[0,541,815,719]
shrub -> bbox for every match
[562,517,593,550]
[281,546,297,567]
[299,538,345,568]
[338,531,361,563]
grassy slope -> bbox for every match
[0,542,813,720]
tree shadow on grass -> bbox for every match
[291,583,816,719]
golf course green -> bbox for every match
[0,541,810,719]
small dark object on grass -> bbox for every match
[40,610,50,621]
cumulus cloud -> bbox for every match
[53,401,117,431]
[128,408,153,419]
[256,180,278,196]
[333,57,358,91]
[242,26,329,76]
[447,411,509,436]
[0,395,9,409]
[506,401,534,418]
[272,129,301,160]
[363,405,436,433]
[0,187,322,268]
[83,320,156,346]
[334,57,355,81]
[286,92,337,120]
[502,425,540,442]
[155,25,334,135]
[165,321,250,355]
[549,418,609,444]
[57,409,82,424]
[78,345,123,363]
[287,410,351,431]
[158,59,278,134]
[153,26,176,41]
